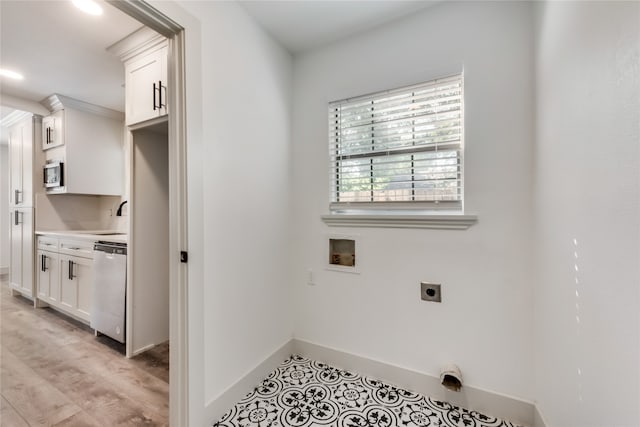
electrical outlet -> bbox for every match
[421,282,441,303]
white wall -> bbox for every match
[292,1,535,401]
[174,0,294,407]
[533,2,640,426]
[0,143,9,274]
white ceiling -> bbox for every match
[239,0,440,54]
[0,0,143,113]
[0,0,439,117]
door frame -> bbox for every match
[108,1,192,425]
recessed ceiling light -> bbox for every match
[0,69,24,80]
[72,0,103,16]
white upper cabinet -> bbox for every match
[40,94,124,196]
[8,114,40,207]
[107,26,168,127]
[42,109,64,151]
[125,44,168,126]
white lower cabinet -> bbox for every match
[59,255,93,322]
[10,208,34,297]
[36,236,94,323]
[36,249,59,303]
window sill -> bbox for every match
[321,213,477,230]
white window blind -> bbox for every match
[329,74,464,211]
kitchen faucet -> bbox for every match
[116,200,128,216]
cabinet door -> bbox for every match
[8,125,23,207]
[74,256,93,321]
[20,208,33,296]
[37,250,59,303]
[125,45,168,125]
[20,119,33,206]
[9,208,33,297]
[42,110,64,151]
[49,254,63,305]
[8,118,33,207]
[9,210,22,291]
[59,255,93,321]
[59,255,77,311]
[36,250,48,299]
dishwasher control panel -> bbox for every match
[94,242,127,255]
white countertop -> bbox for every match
[35,230,128,244]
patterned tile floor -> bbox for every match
[213,355,522,427]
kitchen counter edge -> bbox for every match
[35,230,128,244]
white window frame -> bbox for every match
[322,74,477,230]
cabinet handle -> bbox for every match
[14,189,21,205]
[41,254,47,272]
[46,127,50,144]
[153,82,158,111]
[158,80,164,109]
[68,260,74,280]
[14,211,21,226]
[162,82,167,109]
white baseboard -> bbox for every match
[130,343,156,358]
[204,339,295,425]
[293,339,535,427]
[205,338,538,427]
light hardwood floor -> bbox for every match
[0,277,169,426]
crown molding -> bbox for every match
[107,25,167,63]
[40,94,124,120]
[0,110,32,128]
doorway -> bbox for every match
[107,3,191,425]
[0,0,191,424]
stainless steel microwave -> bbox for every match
[44,161,64,188]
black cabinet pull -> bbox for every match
[14,211,20,226]
[153,82,158,111]
[41,254,45,272]
[158,80,163,109]
[68,260,73,280]
[162,82,167,109]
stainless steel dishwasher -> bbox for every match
[91,241,127,343]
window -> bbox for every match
[328,74,464,213]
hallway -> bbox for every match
[0,278,169,426]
